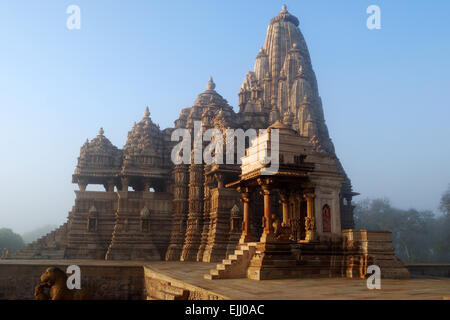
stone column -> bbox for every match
[279,190,290,227]
[121,177,129,192]
[196,173,212,261]
[180,162,204,261]
[238,187,256,243]
[105,179,115,192]
[165,164,189,261]
[260,184,275,243]
[78,181,87,192]
[304,192,317,242]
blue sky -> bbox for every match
[0,1,449,233]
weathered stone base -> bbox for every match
[180,244,202,262]
[206,230,410,281]
[247,241,301,280]
[202,243,230,263]
[342,229,410,279]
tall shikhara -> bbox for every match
[239,5,357,228]
[10,6,357,261]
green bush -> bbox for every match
[0,228,25,253]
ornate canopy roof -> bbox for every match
[74,128,122,174]
[123,107,162,157]
[121,107,170,180]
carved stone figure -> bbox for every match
[35,267,90,300]
[305,216,315,231]
[271,214,281,237]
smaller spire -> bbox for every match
[144,106,150,118]
[256,47,267,58]
[98,127,104,135]
[206,76,216,90]
[281,4,287,13]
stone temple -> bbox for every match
[10,6,408,280]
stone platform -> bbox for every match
[144,261,450,300]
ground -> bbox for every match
[145,261,450,300]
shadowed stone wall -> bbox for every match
[0,260,145,300]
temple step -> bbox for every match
[204,242,258,280]
[8,223,68,260]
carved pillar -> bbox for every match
[238,187,256,243]
[165,164,189,261]
[105,179,115,192]
[196,173,212,261]
[279,190,290,227]
[260,182,275,243]
[304,192,317,242]
[121,177,129,192]
[180,162,204,261]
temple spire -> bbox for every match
[144,106,150,118]
[206,76,216,90]
[98,127,104,135]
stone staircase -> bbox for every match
[204,242,257,280]
[145,278,189,300]
[10,223,68,260]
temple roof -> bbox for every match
[123,106,162,156]
[80,128,119,156]
[74,127,123,176]
[268,120,298,136]
[77,128,121,162]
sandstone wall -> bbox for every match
[0,261,145,300]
